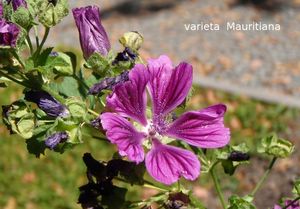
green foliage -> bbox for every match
[47,52,74,76]
[292,179,300,197]
[2,100,35,139]
[257,134,294,158]
[228,195,256,209]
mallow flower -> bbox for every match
[100,55,230,185]
[0,19,20,47]
[273,200,300,209]
[72,5,110,59]
[24,90,69,118]
[6,0,27,11]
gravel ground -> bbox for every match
[47,0,300,107]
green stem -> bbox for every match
[26,35,33,55]
[88,109,99,117]
[115,177,168,192]
[0,71,30,88]
[73,74,90,90]
[210,167,226,209]
[35,27,50,57]
[11,50,26,69]
[282,197,300,209]
[34,25,40,48]
[251,157,277,196]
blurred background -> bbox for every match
[1,0,300,208]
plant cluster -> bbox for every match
[0,1,299,208]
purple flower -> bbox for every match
[72,5,110,59]
[274,200,300,209]
[88,71,129,95]
[100,55,230,185]
[6,0,27,11]
[24,90,69,118]
[45,131,69,149]
[0,19,20,47]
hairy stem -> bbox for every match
[0,71,30,88]
[251,157,277,196]
[210,168,227,209]
[11,50,26,69]
[26,35,33,55]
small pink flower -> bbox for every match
[100,55,230,185]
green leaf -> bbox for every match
[292,179,300,196]
[36,47,54,66]
[65,97,87,121]
[221,160,236,175]
[228,195,256,209]
[3,100,35,139]
[26,136,46,158]
[51,52,73,76]
[25,123,53,157]
[257,134,294,158]
[50,76,82,98]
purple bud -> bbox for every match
[88,77,115,95]
[90,116,102,129]
[72,6,110,59]
[228,151,250,161]
[24,90,69,118]
[88,71,129,95]
[0,19,20,47]
[112,47,137,65]
[45,131,69,149]
[6,0,27,11]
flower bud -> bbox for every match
[88,71,129,95]
[7,0,27,11]
[24,90,69,118]
[119,31,143,51]
[45,131,68,149]
[0,19,20,47]
[37,0,69,27]
[72,5,110,59]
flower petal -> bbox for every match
[147,55,193,117]
[145,139,200,185]
[100,113,146,163]
[106,64,148,125]
[165,104,230,148]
